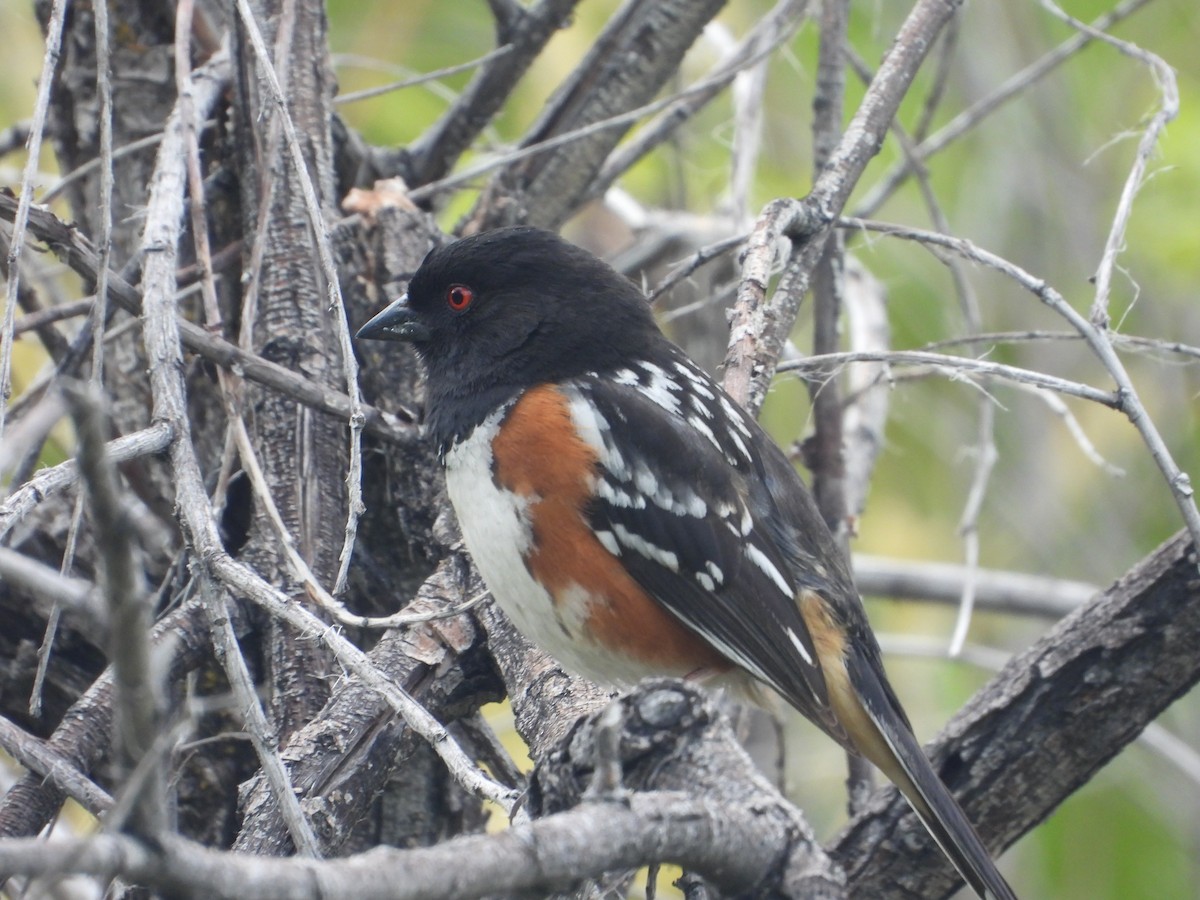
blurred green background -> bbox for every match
[3,1,1198,896]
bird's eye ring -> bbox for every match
[446,284,474,312]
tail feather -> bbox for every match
[846,653,1017,900]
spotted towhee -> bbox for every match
[358,227,1016,900]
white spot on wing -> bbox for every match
[636,362,683,417]
[566,386,629,479]
[675,360,716,400]
[596,529,620,556]
[721,398,753,438]
[727,428,752,464]
[687,414,724,454]
[626,458,707,519]
[613,522,680,572]
[676,487,707,519]
[632,461,660,498]
[787,627,814,666]
[596,479,646,509]
[613,368,640,387]
[746,543,793,597]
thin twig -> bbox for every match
[647,232,747,306]
[403,0,585,185]
[32,0,124,725]
[407,35,785,207]
[853,0,1155,217]
[353,589,489,630]
[1037,0,1179,328]
[334,45,514,106]
[13,298,94,335]
[725,0,963,413]
[0,545,106,626]
[31,495,84,719]
[175,0,222,334]
[214,556,518,809]
[591,0,810,205]
[0,422,175,541]
[839,216,1200,553]
[781,348,1118,407]
[0,194,415,444]
[922,328,1200,362]
[201,581,322,857]
[92,0,115,385]
[1011,382,1126,477]
[0,0,68,442]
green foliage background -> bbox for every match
[2,1,1198,896]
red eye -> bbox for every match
[446,284,474,312]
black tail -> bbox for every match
[847,652,1017,900]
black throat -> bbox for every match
[422,381,521,460]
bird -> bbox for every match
[357,226,1016,900]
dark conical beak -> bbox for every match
[356,295,431,342]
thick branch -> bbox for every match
[404,0,583,186]
[837,531,1200,898]
[469,0,727,230]
[0,685,844,899]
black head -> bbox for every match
[357,227,663,447]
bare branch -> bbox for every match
[0,716,113,815]
[335,45,514,107]
[840,259,890,521]
[1038,0,1178,328]
[852,554,1098,618]
[466,0,727,230]
[202,582,322,857]
[63,383,165,836]
[853,0,1155,217]
[0,194,415,445]
[838,216,1200,552]
[0,685,845,899]
[0,0,67,441]
[0,546,106,627]
[780,348,1119,407]
[134,44,512,813]
[589,0,810,205]
[0,597,228,841]
[232,0,367,597]
[837,532,1200,897]
[404,0,584,186]
[725,0,962,412]
[0,422,174,541]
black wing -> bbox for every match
[569,353,856,738]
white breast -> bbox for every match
[444,408,596,673]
